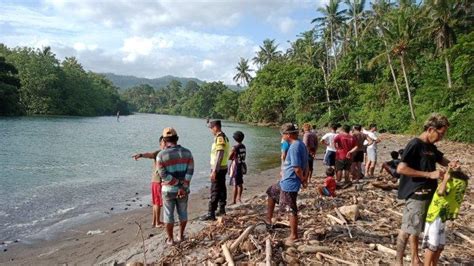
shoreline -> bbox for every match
[0,166,283,265]
[1,133,472,265]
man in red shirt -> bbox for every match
[333,125,358,183]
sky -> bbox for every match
[1,0,331,84]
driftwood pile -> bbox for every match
[153,177,473,265]
[143,135,474,265]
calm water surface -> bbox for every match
[0,114,280,243]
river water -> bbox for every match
[0,114,280,243]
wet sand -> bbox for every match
[0,167,283,265]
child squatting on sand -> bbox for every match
[318,168,337,197]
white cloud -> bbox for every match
[278,17,296,34]
[2,0,325,84]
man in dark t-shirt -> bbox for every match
[395,114,458,266]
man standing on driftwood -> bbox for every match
[395,114,458,265]
[265,123,308,243]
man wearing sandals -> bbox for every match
[265,123,308,242]
[156,127,194,245]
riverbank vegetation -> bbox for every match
[0,45,129,116]
[1,1,472,142]
[236,0,473,142]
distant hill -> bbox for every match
[102,73,243,91]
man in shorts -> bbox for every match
[320,123,338,168]
[265,123,308,242]
[363,124,381,178]
[395,114,456,266]
[302,123,318,183]
[156,128,194,245]
[333,125,358,183]
[351,125,367,181]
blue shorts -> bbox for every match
[324,151,336,166]
[162,192,188,224]
[321,187,331,196]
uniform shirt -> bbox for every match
[397,138,443,200]
[280,140,308,192]
[210,132,230,169]
[321,132,337,152]
[426,172,468,223]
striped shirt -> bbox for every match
[156,145,194,193]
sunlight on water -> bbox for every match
[0,114,280,241]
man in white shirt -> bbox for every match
[363,124,381,178]
[320,123,338,169]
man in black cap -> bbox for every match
[202,120,230,221]
[265,123,308,242]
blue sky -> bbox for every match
[1,0,331,84]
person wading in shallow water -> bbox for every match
[132,136,166,227]
[202,120,230,221]
[395,114,458,266]
[265,123,308,243]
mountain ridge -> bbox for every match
[102,73,242,91]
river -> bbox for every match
[0,114,280,243]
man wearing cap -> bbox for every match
[202,120,230,221]
[156,127,194,245]
[265,123,308,242]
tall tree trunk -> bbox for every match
[444,55,452,89]
[330,24,338,70]
[320,65,332,116]
[400,55,416,120]
[354,11,361,70]
[386,51,401,99]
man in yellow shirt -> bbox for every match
[202,120,230,221]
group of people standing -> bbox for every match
[133,119,246,245]
[264,114,467,265]
[132,113,467,265]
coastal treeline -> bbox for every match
[235,0,473,142]
[0,44,129,116]
[122,80,239,120]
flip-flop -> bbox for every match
[165,238,174,246]
[176,235,186,243]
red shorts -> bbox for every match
[151,182,163,206]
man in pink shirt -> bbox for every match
[333,125,358,183]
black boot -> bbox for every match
[201,212,216,221]
[216,207,226,216]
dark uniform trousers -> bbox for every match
[209,168,227,213]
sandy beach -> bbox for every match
[0,165,283,265]
[1,133,472,265]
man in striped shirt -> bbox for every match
[156,127,194,245]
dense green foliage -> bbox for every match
[122,80,240,120]
[237,0,473,142]
[0,44,129,116]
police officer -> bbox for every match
[202,120,230,221]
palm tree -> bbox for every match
[344,0,367,69]
[424,0,464,89]
[383,4,421,120]
[365,0,401,99]
[233,57,253,86]
[252,39,282,69]
[312,0,346,70]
